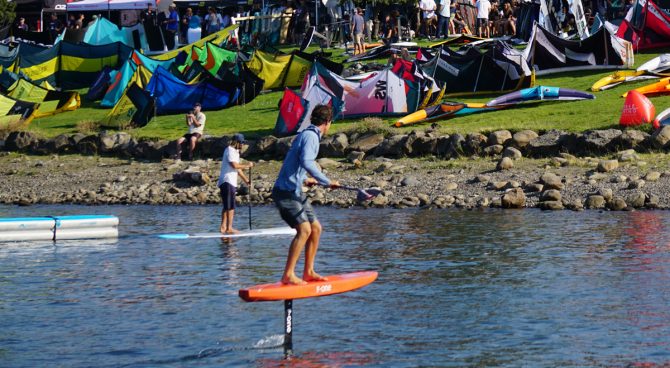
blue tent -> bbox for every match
[145,67,240,114]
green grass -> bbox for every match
[24,43,670,140]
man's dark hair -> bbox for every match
[310,105,332,126]
[194,102,202,108]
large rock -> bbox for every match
[527,130,567,157]
[644,171,661,181]
[540,172,564,190]
[374,134,408,157]
[652,126,670,149]
[316,158,340,169]
[319,133,348,157]
[617,149,639,162]
[502,146,523,160]
[5,131,39,151]
[617,130,649,150]
[69,133,87,145]
[275,136,296,157]
[440,133,465,158]
[254,135,278,156]
[540,189,562,202]
[607,197,627,211]
[76,135,100,155]
[98,131,133,154]
[627,191,646,208]
[596,159,619,173]
[401,131,426,156]
[173,169,211,185]
[400,176,420,186]
[512,130,539,148]
[348,133,385,154]
[131,140,166,160]
[497,157,513,170]
[578,129,622,155]
[483,144,504,156]
[462,133,487,156]
[501,188,526,208]
[198,136,227,158]
[411,134,439,156]
[539,200,564,210]
[44,134,73,153]
[488,130,512,146]
[585,195,606,209]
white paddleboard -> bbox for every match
[158,226,296,239]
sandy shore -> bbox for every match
[2,150,670,211]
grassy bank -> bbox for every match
[22,44,670,141]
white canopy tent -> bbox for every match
[66,0,156,12]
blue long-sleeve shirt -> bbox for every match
[274,125,331,195]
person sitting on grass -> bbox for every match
[218,133,254,234]
[175,102,205,161]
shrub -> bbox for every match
[76,120,101,134]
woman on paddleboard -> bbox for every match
[272,105,340,285]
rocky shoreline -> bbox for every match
[2,129,670,210]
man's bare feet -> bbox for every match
[303,271,328,282]
[219,227,227,234]
[281,275,308,285]
[225,228,241,234]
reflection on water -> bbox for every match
[2,205,670,366]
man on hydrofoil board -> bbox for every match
[272,105,340,285]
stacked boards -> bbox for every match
[0,215,119,242]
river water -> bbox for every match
[2,204,670,367]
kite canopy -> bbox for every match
[6,78,80,118]
[523,23,633,75]
[615,0,670,51]
[145,66,239,114]
[421,41,533,95]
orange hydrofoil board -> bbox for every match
[239,271,378,302]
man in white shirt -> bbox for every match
[437,0,451,38]
[419,0,437,38]
[175,102,205,161]
[218,133,254,234]
[475,0,491,37]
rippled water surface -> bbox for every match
[2,204,670,367]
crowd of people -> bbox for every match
[15,0,634,48]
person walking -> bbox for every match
[271,105,340,285]
[218,134,254,234]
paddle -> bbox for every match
[248,165,252,230]
[317,184,382,201]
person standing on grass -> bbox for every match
[175,102,205,161]
[437,0,451,38]
[272,105,340,285]
[218,134,254,234]
[352,7,366,55]
[163,4,179,49]
[420,0,437,39]
[475,0,491,37]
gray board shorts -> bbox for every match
[272,188,317,228]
